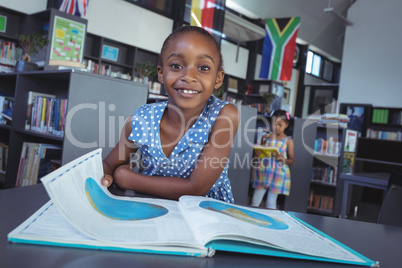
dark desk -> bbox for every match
[1,184,401,268]
[339,173,390,219]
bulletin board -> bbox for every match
[48,15,86,67]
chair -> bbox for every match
[377,185,402,227]
[387,171,402,188]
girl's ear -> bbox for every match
[157,65,164,84]
[214,70,225,89]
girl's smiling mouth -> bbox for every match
[176,88,201,95]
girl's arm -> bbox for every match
[284,138,295,166]
[102,116,137,186]
[112,104,240,200]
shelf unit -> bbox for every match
[83,33,161,84]
[366,106,402,141]
[0,70,147,188]
[307,123,346,216]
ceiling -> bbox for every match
[223,0,357,61]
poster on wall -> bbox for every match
[49,15,86,67]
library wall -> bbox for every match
[338,0,402,108]
[0,0,47,14]
[221,40,249,79]
[83,0,173,54]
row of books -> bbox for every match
[314,137,341,155]
[308,191,334,212]
[366,128,402,141]
[0,95,14,124]
[15,142,62,187]
[84,60,132,81]
[311,166,338,185]
[25,91,68,137]
[224,95,242,105]
[309,113,350,128]
[0,142,8,174]
[371,108,389,124]
[0,39,22,66]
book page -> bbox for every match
[40,149,203,250]
[178,196,366,263]
[8,201,207,255]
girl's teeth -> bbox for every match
[182,89,197,94]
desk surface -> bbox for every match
[1,184,401,268]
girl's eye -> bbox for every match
[170,63,182,69]
[199,65,210,71]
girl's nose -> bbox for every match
[181,67,197,82]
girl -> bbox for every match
[102,26,239,203]
[251,110,294,209]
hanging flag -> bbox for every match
[58,0,89,17]
[259,17,300,81]
[190,0,226,35]
[190,0,215,32]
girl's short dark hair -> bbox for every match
[158,25,223,70]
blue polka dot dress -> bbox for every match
[128,96,234,203]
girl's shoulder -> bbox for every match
[133,101,167,118]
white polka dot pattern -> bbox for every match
[128,96,234,203]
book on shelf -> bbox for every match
[8,149,378,267]
[342,152,355,174]
[371,109,389,124]
[26,91,68,136]
[15,142,62,187]
[314,137,340,155]
[311,166,338,185]
[366,128,402,141]
[0,39,22,66]
[0,142,8,174]
[0,95,14,124]
[253,145,280,158]
[309,190,334,213]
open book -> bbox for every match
[253,145,280,158]
[8,149,378,267]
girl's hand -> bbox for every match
[273,152,286,163]
[102,174,114,187]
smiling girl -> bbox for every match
[102,26,239,203]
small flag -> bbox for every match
[259,17,300,81]
[59,0,89,17]
[190,0,216,32]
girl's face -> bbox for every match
[157,32,224,112]
[272,116,288,136]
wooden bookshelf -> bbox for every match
[1,70,147,188]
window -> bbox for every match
[322,60,334,81]
[306,50,340,82]
[306,50,322,77]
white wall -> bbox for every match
[84,0,173,54]
[338,0,402,108]
[221,39,249,79]
[0,0,47,14]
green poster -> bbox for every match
[0,15,6,33]
[49,15,86,65]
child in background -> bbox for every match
[102,26,240,203]
[251,110,294,209]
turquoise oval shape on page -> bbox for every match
[199,200,289,230]
[85,177,169,220]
